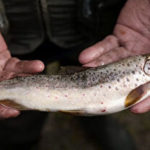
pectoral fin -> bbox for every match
[59,110,85,115]
[0,99,29,110]
[125,82,150,107]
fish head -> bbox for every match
[125,54,150,108]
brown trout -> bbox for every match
[0,55,150,115]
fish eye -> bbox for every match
[144,58,150,75]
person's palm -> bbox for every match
[0,34,44,119]
[79,0,150,113]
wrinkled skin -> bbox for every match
[79,0,150,114]
[0,34,44,119]
[0,0,150,118]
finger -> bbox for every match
[79,35,119,64]
[130,97,150,114]
[16,60,45,73]
[0,71,16,82]
[0,50,11,70]
[0,33,7,51]
[83,47,132,67]
[5,58,45,74]
[0,104,20,119]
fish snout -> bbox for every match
[143,56,150,75]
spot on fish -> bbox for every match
[126,78,130,82]
[117,79,120,82]
[101,109,106,112]
[100,85,103,88]
[127,63,130,67]
[65,95,68,97]
[124,84,127,88]
[115,87,119,91]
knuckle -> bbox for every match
[106,35,118,44]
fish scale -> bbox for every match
[0,55,150,115]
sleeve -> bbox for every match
[0,0,9,35]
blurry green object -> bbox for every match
[46,61,60,75]
[46,60,87,75]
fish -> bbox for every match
[0,54,150,115]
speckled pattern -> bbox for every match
[0,55,147,89]
[0,55,150,115]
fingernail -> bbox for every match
[36,61,45,72]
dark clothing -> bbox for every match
[1,0,126,55]
[0,1,130,150]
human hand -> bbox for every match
[0,33,44,119]
[79,0,150,114]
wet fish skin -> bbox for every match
[0,55,150,115]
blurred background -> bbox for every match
[38,110,150,150]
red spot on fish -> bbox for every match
[101,109,106,112]
[83,94,85,96]
[65,95,68,97]
[101,102,104,104]
[100,85,103,88]
[55,96,58,99]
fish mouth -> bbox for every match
[143,55,150,76]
